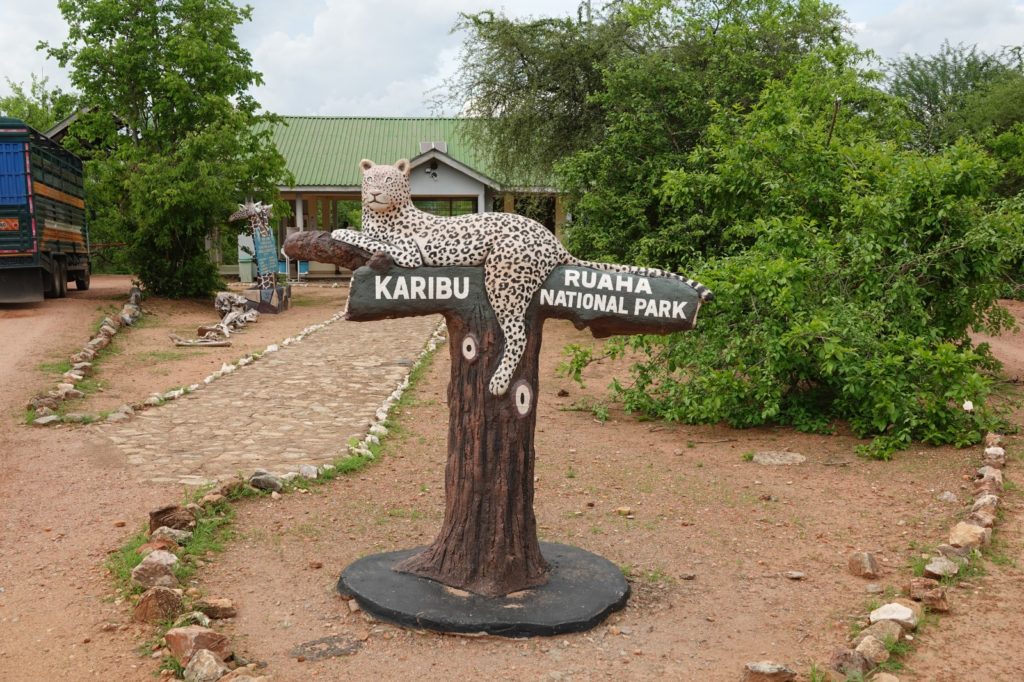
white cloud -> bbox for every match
[244,0,584,116]
[0,1,70,95]
[3,0,1022,116]
[850,0,1024,59]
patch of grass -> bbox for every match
[74,377,104,395]
[1003,478,1018,493]
[159,657,185,678]
[133,349,202,364]
[560,397,610,423]
[106,529,150,595]
[876,634,912,672]
[566,466,576,479]
[908,554,929,577]
[641,567,673,584]
[38,359,72,375]
[619,563,634,579]
[807,663,829,682]
[24,407,37,424]
[741,451,754,462]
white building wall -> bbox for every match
[409,159,489,212]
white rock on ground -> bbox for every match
[869,602,918,631]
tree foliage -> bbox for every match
[888,41,1023,152]
[43,0,290,297]
[0,74,78,131]
[596,52,1022,458]
[450,0,847,265]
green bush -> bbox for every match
[584,52,1023,459]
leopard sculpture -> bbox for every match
[331,159,713,396]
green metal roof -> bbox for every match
[269,116,494,188]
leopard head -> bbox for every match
[360,159,411,214]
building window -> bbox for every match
[414,198,476,217]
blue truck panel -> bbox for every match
[0,142,28,205]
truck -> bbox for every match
[0,116,90,302]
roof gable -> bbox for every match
[270,116,494,189]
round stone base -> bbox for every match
[337,542,630,637]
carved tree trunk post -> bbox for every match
[283,230,704,613]
[394,298,549,595]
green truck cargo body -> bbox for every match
[0,116,90,303]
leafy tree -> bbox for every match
[43,0,290,297]
[888,41,1020,152]
[585,51,1022,459]
[449,4,635,186]
[450,0,849,265]
[0,74,78,131]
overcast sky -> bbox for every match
[1,0,1022,117]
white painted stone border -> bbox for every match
[344,320,447,462]
[788,433,1013,680]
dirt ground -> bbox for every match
[0,279,1022,681]
[21,277,350,417]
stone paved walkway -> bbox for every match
[98,314,443,485]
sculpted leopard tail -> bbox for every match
[565,257,714,302]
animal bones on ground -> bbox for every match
[170,292,260,347]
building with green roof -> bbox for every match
[271,116,564,277]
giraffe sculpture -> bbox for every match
[229,201,278,300]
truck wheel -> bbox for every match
[44,263,59,299]
[57,260,68,298]
[75,267,91,291]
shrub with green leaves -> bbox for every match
[587,50,1022,459]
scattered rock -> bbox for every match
[869,602,918,631]
[614,506,633,517]
[949,522,990,549]
[984,433,1003,447]
[219,664,270,681]
[848,551,880,579]
[936,491,958,503]
[740,660,797,681]
[852,619,903,647]
[144,396,162,407]
[864,583,885,595]
[196,597,237,620]
[751,451,806,465]
[32,415,61,426]
[131,550,179,588]
[151,526,193,544]
[183,649,229,682]
[906,577,949,612]
[872,674,901,682]
[149,505,196,533]
[782,571,805,580]
[249,472,283,493]
[200,493,225,506]
[936,543,973,560]
[137,538,180,556]
[106,412,130,423]
[854,634,890,665]
[164,626,230,666]
[132,587,184,624]
[923,556,959,580]
[298,464,319,479]
[829,647,872,677]
[289,634,364,662]
[969,509,996,528]
[173,611,212,629]
[972,494,1000,514]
